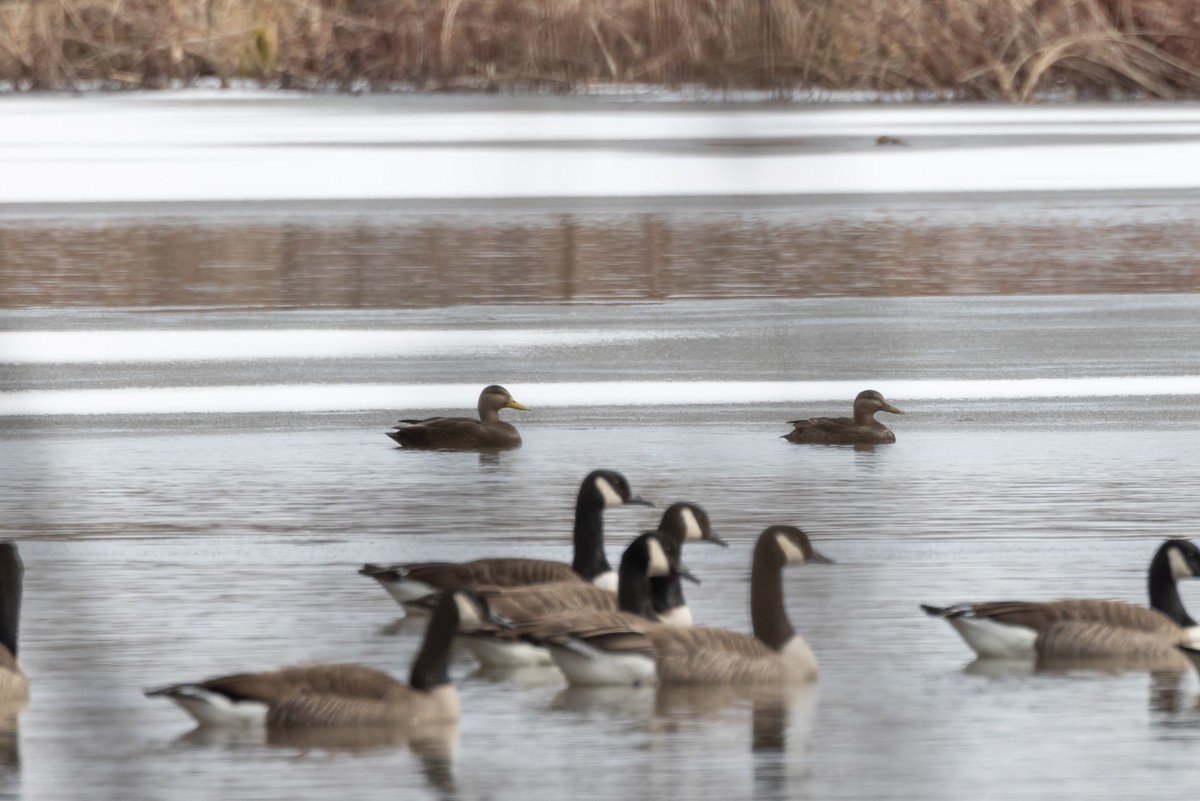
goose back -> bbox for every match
[923,538,1200,660]
[361,469,648,605]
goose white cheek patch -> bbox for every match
[595,476,624,508]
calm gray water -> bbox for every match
[5,101,1200,800]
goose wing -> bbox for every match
[481,582,617,621]
[644,626,785,685]
[518,610,656,653]
[374,558,583,592]
[969,599,1180,635]
[202,663,405,703]
[1036,620,1190,666]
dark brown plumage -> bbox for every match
[783,389,904,445]
[386,385,529,450]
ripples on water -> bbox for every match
[5,191,1200,800]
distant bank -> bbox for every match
[1,0,1198,100]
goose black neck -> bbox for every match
[649,575,684,617]
[617,554,658,620]
[0,545,21,659]
[1149,545,1197,627]
[571,492,612,582]
[409,594,459,690]
[751,536,793,652]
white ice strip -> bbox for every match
[2,378,1199,416]
[6,141,1200,203]
[0,329,679,365]
[8,96,1200,147]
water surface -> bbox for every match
[4,97,1200,801]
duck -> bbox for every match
[360,469,651,605]
[385,385,529,450]
[0,543,27,709]
[455,530,696,669]
[145,589,502,727]
[783,389,904,445]
[922,538,1200,661]
[521,525,832,686]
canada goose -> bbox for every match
[385,385,529,450]
[360,469,650,605]
[783,390,904,445]
[455,531,694,669]
[402,501,723,621]
[524,525,831,686]
[145,589,503,728]
[0,544,27,710]
[651,502,726,626]
[922,538,1200,660]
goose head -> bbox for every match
[581,469,652,509]
[479,385,529,415]
[757,525,834,567]
[853,389,904,419]
[657,502,726,548]
[1161,539,1200,582]
[623,532,697,585]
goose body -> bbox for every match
[0,544,27,709]
[528,526,830,687]
[457,531,695,669]
[783,389,903,445]
[146,589,498,728]
[401,501,723,621]
[386,385,529,450]
[922,539,1200,661]
[361,470,650,605]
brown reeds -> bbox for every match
[1,0,1198,99]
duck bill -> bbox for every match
[881,402,904,415]
[506,400,531,411]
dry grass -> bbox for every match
[1,0,1199,98]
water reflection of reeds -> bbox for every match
[5,202,1200,309]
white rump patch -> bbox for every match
[594,476,624,508]
[1169,547,1194,581]
[453,593,484,631]
[657,605,693,627]
[680,507,703,542]
[592,570,619,593]
[374,576,436,605]
[775,533,806,565]
[165,686,269,728]
[458,636,553,668]
[645,538,671,577]
[549,643,657,687]
[946,615,1038,659]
